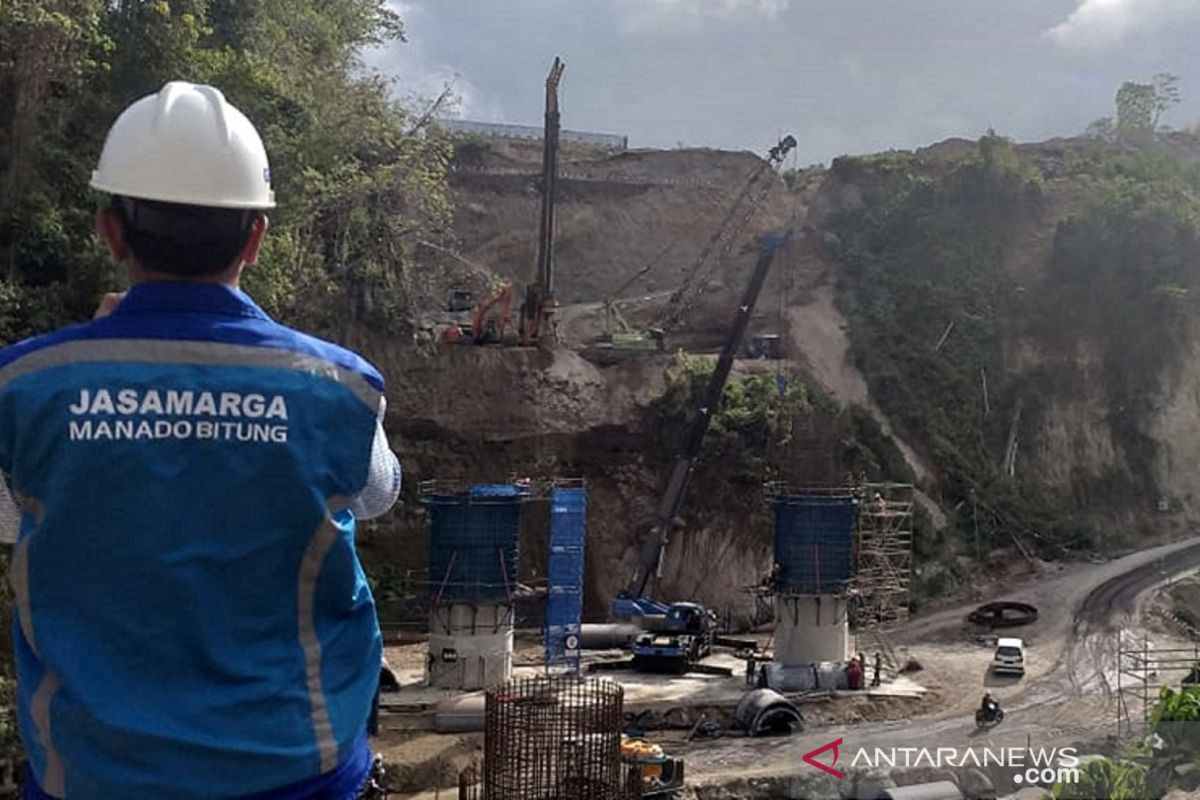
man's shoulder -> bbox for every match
[264,323,386,392]
[0,321,95,372]
[0,317,386,393]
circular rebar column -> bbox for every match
[484,676,624,800]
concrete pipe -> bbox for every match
[731,688,804,736]
[433,694,485,733]
[579,623,642,650]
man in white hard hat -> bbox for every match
[0,82,400,798]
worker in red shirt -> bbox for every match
[846,655,864,690]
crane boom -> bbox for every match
[653,136,796,336]
[617,231,791,608]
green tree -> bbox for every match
[1144,685,1200,793]
[1050,757,1148,800]
[0,0,454,339]
[1115,74,1181,144]
[829,134,1081,560]
[1052,686,1200,798]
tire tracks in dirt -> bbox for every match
[1065,540,1200,699]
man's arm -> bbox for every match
[350,399,401,520]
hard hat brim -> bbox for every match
[91,174,276,210]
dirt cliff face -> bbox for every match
[448,145,795,303]
[353,133,1200,618]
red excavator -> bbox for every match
[442,283,514,345]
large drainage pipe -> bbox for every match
[434,694,485,733]
[731,688,804,736]
[580,623,642,649]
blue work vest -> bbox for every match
[0,283,385,799]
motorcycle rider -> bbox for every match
[980,691,1000,720]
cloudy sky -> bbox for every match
[367,0,1200,165]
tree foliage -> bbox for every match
[1050,757,1148,800]
[1047,150,1200,500]
[1089,74,1182,144]
[0,0,453,339]
[653,354,911,487]
[0,0,453,772]
[830,133,1096,560]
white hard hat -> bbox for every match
[91,81,275,209]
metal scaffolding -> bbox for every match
[852,483,914,628]
[851,483,914,672]
[1116,637,1200,738]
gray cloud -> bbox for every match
[368,1,1200,163]
[1047,0,1200,49]
[616,0,792,25]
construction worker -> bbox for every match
[846,654,863,690]
[0,82,401,799]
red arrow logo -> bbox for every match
[802,737,845,779]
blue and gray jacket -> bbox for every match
[0,283,401,799]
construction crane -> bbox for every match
[610,232,791,672]
[651,135,796,339]
[518,57,565,347]
[600,239,680,350]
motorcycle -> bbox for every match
[975,703,1004,728]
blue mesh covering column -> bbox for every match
[768,492,857,594]
[545,486,586,672]
[424,484,528,603]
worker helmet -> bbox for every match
[91,81,275,209]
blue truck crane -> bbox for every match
[611,223,792,674]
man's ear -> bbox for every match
[95,206,129,262]
[240,215,269,266]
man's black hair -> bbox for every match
[112,197,259,277]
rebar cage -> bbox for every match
[484,675,625,800]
